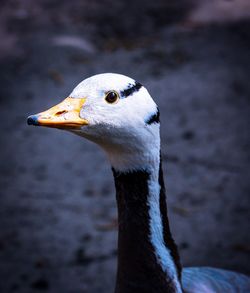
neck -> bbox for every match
[112,156,182,293]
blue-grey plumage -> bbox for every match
[182,267,250,293]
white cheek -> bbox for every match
[80,102,96,121]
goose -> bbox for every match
[27,73,250,293]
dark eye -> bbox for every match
[105,91,119,104]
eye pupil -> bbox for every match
[105,91,119,103]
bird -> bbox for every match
[27,73,250,293]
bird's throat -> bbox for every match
[112,159,182,293]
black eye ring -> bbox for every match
[105,91,119,104]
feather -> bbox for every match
[183,267,250,293]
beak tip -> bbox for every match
[27,115,39,126]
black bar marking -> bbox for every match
[120,81,142,98]
[145,108,160,125]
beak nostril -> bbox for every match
[55,110,67,116]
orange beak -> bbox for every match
[27,97,88,129]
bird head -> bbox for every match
[27,73,160,171]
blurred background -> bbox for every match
[0,0,250,292]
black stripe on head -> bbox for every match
[145,107,160,125]
[120,81,142,98]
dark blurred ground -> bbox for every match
[0,1,250,292]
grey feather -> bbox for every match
[182,267,250,293]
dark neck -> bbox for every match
[112,160,182,293]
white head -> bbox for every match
[27,73,160,172]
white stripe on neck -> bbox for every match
[148,171,182,293]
